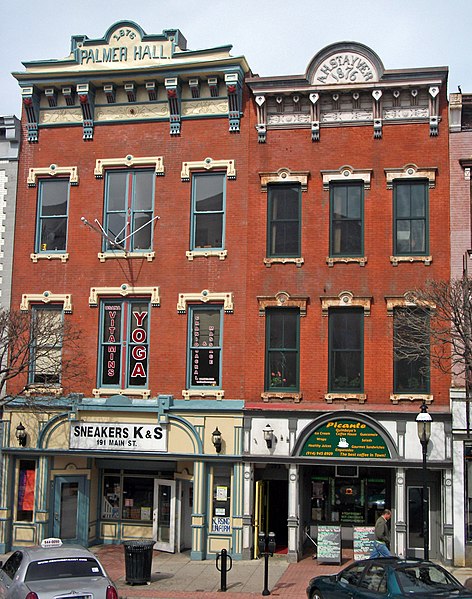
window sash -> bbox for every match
[36,179,69,253]
[265,309,299,391]
[29,306,63,385]
[393,308,430,393]
[104,170,155,251]
[267,184,301,257]
[102,473,153,521]
[330,183,363,256]
[328,309,363,392]
[191,173,226,250]
[188,306,222,388]
[98,299,150,389]
[394,181,428,255]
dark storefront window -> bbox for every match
[16,460,36,522]
[310,467,389,526]
[102,472,154,521]
[211,465,231,533]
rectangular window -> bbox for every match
[104,170,154,251]
[30,306,63,385]
[188,306,222,388]
[102,472,153,521]
[329,309,363,392]
[98,299,149,389]
[267,184,301,257]
[394,180,428,255]
[16,460,36,522]
[393,307,430,393]
[330,183,363,256]
[211,465,231,532]
[191,173,225,250]
[36,179,69,252]
[265,309,299,391]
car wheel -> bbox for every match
[310,589,324,599]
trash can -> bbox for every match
[123,540,155,585]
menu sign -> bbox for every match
[191,309,220,387]
[353,527,376,561]
[317,525,341,564]
[301,419,390,459]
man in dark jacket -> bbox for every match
[370,509,392,558]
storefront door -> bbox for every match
[52,475,88,545]
[407,485,430,558]
[153,479,176,552]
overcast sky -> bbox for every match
[2,0,471,117]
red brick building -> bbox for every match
[1,25,455,564]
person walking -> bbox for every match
[370,509,392,558]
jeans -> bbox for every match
[370,541,391,558]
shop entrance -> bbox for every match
[254,479,288,555]
[153,479,176,552]
[52,475,88,545]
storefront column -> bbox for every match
[442,469,454,564]
[191,460,207,560]
[36,456,50,542]
[232,462,244,558]
[242,462,254,559]
[394,468,406,557]
[287,463,299,562]
[0,452,12,552]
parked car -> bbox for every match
[306,556,472,598]
[0,538,118,599]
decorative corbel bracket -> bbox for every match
[429,86,440,136]
[21,87,40,143]
[255,95,267,143]
[77,83,95,140]
[165,77,181,135]
[309,93,320,142]
[372,90,382,138]
[225,73,242,132]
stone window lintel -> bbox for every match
[321,291,371,316]
[257,291,308,317]
[89,285,160,307]
[181,157,236,181]
[21,292,72,313]
[321,165,372,191]
[27,165,78,187]
[259,168,310,192]
[94,155,164,178]
[177,290,234,313]
[384,163,437,189]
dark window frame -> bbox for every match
[393,307,430,394]
[190,172,226,251]
[187,304,223,389]
[328,308,364,393]
[267,183,301,258]
[35,178,69,253]
[393,180,429,256]
[329,182,364,257]
[29,305,63,386]
[265,308,300,392]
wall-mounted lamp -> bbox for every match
[15,422,27,447]
[263,424,274,449]
[212,427,222,453]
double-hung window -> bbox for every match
[330,182,363,256]
[267,184,301,257]
[393,307,430,393]
[104,170,154,251]
[329,308,363,392]
[98,299,150,389]
[36,179,69,253]
[393,180,428,255]
[188,306,222,388]
[265,308,299,391]
[29,305,63,385]
[191,173,225,250]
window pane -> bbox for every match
[394,308,430,393]
[411,184,426,217]
[329,310,363,391]
[331,184,362,257]
[268,185,300,257]
[40,218,67,251]
[266,310,298,390]
[107,213,127,245]
[133,171,154,211]
[396,184,410,217]
[132,212,152,249]
[16,461,35,522]
[100,303,122,386]
[269,351,297,387]
[31,308,63,385]
[128,302,149,388]
[122,477,153,520]
[194,174,224,212]
[40,180,68,216]
[190,308,221,387]
[396,221,411,253]
[195,213,223,248]
[102,475,121,519]
[107,172,127,211]
[411,220,425,253]
[271,187,299,219]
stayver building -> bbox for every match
[2,20,469,566]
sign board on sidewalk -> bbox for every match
[353,526,376,560]
[317,525,341,564]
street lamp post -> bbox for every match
[416,403,432,561]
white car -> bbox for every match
[0,539,118,599]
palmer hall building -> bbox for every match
[0,20,467,565]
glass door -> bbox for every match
[53,475,88,545]
[153,479,176,552]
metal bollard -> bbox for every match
[216,548,233,592]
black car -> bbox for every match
[306,557,472,598]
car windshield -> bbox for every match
[396,564,462,594]
[25,557,104,582]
